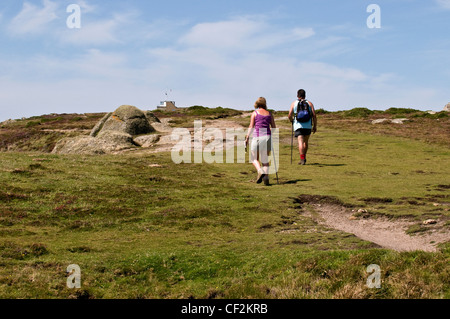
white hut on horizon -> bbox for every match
[157,100,178,112]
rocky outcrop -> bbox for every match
[0,119,17,126]
[444,103,450,112]
[52,105,162,155]
[133,134,161,148]
[51,133,135,155]
[90,112,112,137]
[372,118,409,124]
[91,105,154,137]
[146,111,161,124]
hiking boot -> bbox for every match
[263,175,270,186]
[299,159,306,165]
[256,169,265,184]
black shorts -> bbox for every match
[295,129,312,137]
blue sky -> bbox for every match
[0,0,449,121]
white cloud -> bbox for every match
[291,27,316,40]
[59,17,121,45]
[179,16,315,52]
[8,0,59,35]
[436,0,450,9]
[58,10,159,46]
[180,17,263,49]
[77,0,96,14]
[145,17,383,110]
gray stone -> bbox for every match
[133,134,161,148]
[0,119,16,126]
[97,131,135,145]
[371,119,388,124]
[390,118,409,124]
[90,112,112,137]
[145,111,161,123]
[423,219,437,225]
[101,105,154,136]
[444,103,450,112]
[52,132,136,155]
[52,105,164,155]
[372,118,409,124]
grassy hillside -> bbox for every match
[0,107,449,299]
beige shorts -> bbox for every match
[250,135,271,163]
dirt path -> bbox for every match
[306,204,449,252]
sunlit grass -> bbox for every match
[0,112,449,299]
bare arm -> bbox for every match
[309,102,317,133]
[288,101,296,123]
[245,112,256,141]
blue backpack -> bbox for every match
[296,100,311,123]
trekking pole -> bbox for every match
[290,120,294,165]
[271,133,279,185]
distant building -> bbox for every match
[157,101,178,112]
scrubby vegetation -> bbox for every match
[0,105,448,299]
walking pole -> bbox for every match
[271,132,279,185]
[291,120,294,165]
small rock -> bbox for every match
[134,134,161,148]
[357,209,368,214]
[372,119,388,124]
[1,119,16,126]
[423,219,437,225]
[444,103,450,112]
[390,118,409,124]
[349,216,358,220]
[432,203,440,207]
[372,118,409,124]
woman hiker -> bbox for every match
[245,97,276,185]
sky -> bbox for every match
[0,0,449,121]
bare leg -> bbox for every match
[251,150,262,172]
[262,153,270,185]
[298,135,310,163]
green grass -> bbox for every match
[0,113,449,299]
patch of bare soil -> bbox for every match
[304,203,449,252]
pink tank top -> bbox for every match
[254,110,272,137]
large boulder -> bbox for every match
[444,103,450,112]
[91,105,154,137]
[52,105,163,155]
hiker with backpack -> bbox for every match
[288,89,317,165]
[245,97,277,185]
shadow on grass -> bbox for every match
[282,179,312,185]
[309,163,346,167]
